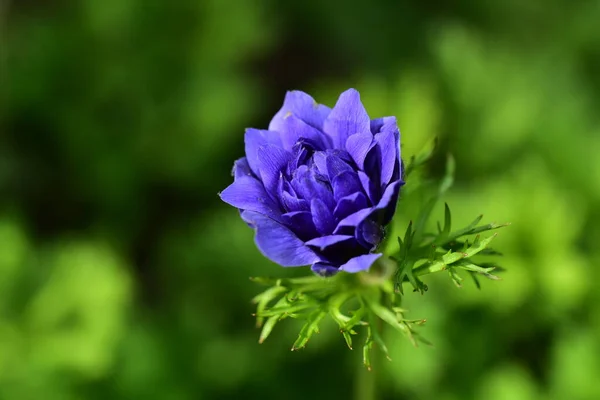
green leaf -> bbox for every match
[259,315,280,344]
[292,309,327,350]
[253,285,288,327]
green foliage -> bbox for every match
[251,271,427,370]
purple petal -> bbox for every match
[357,219,384,249]
[292,167,336,210]
[282,211,318,241]
[345,132,374,169]
[279,114,332,151]
[311,263,339,277]
[372,179,404,225]
[220,176,283,223]
[334,208,373,235]
[257,145,291,197]
[306,234,354,250]
[358,171,379,204]
[370,116,397,134]
[244,129,283,175]
[332,171,362,202]
[241,211,321,267]
[323,89,371,148]
[325,153,354,180]
[311,198,336,235]
[339,253,382,273]
[269,91,331,132]
[231,157,254,179]
[374,128,398,187]
[333,192,368,220]
[281,191,309,212]
[313,151,328,176]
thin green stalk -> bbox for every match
[355,350,377,400]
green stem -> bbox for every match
[355,351,377,400]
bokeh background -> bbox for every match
[2,1,600,399]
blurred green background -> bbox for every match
[2,0,600,399]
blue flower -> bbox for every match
[220,89,404,276]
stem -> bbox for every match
[355,351,377,400]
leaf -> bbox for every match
[448,268,463,288]
[443,202,452,235]
[253,286,287,327]
[259,315,279,344]
[292,309,327,350]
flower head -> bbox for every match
[220,89,403,276]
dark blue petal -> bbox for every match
[269,91,331,132]
[358,171,379,204]
[241,211,321,267]
[311,235,367,267]
[372,179,404,225]
[311,263,339,277]
[282,211,318,241]
[323,89,371,148]
[311,198,336,235]
[333,192,368,221]
[257,145,292,197]
[306,234,354,250]
[357,218,384,249]
[332,171,362,202]
[339,253,382,273]
[345,132,374,169]
[220,176,283,223]
[334,208,373,235]
[279,114,333,151]
[244,129,283,175]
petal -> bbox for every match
[331,171,362,202]
[311,262,339,277]
[279,114,332,151]
[370,116,397,134]
[323,89,371,148]
[345,132,374,169]
[244,129,283,175]
[281,191,309,212]
[282,211,318,241]
[372,179,404,225]
[232,157,254,179]
[306,234,354,250]
[334,208,373,235]
[339,253,382,273]
[292,167,336,210]
[374,127,398,187]
[269,91,331,132]
[313,151,328,176]
[311,198,336,235]
[312,235,366,267]
[333,192,368,220]
[257,145,292,197]
[220,176,283,223]
[357,219,384,249]
[241,211,321,267]
[358,171,379,204]
[325,153,354,180]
